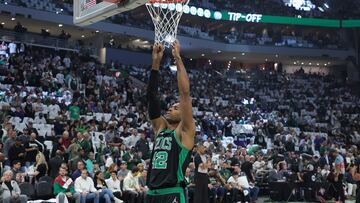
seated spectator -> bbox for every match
[54,166,80,203]
[1,170,27,203]
[117,161,129,180]
[123,166,145,203]
[208,169,226,203]
[74,169,100,203]
[105,171,123,203]
[10,160,26,181]
[72,161,86,181]
[104,163,118,179]
[93,171,114,203]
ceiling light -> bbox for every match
[4,2,8,4]
[56,11,59,14]
[217,50,221,53]
[95,30,99,33]
[11,17,15,21]
[208,60,211,62]
[201,54,205,57]
[265,59,268,62]
[58,24,63,27]
[275,54,279,58]
[46,29,49,32]
[324,64,327,66]
[229,61,231,63]
[81,35,85,38]
[328,62,331,64]
[309,63,312,65]
[233,57,236,59]
[241,53,245,56]
[317,63,320,66]
[294,62,296,65]
[1,22,4,25]
[301,62,304,65]
[60,8,63,11]
[190,58,193,61]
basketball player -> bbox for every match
[146,40,195,203]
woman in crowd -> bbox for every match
[32,152,48,182]
[93,170,114,203]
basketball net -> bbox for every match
[146,0,189,48]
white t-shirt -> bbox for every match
[48,104,60,119]
[8,43,16,54]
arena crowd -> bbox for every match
[0,41,359,203]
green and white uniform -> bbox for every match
[146,129,192,203]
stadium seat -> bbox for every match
[19,182,35,199]
[35,181,54,200]
[39,175,54,184]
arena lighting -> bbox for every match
[301,62,304,65]
[324,3,329,8]
[317,63,320,66]
[318,7,324,12]
[58,24,63,27]
[4,2,7,4]
[201,53,205,57]
[46,29,49,32]
[11,17,15,21]
[294,62,296,64]
[233,57,236,59]
[217,50,221,53]
[241,53,245,56]
[81,35,85,38]
[309,63,312,65]
[95,30,99,33]
[275,54,279,58]
[1,22,4,25]
[325,64,327,66]
[190,58,193,61]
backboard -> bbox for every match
[74,0,147,26]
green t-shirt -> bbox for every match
[69,105,80,120]
[219,169,232,181]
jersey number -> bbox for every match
[153,151,168,169]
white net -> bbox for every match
[146,0,189,48]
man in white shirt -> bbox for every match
[124,129,140,148]
[123,167,144,203]
[34,113,47,124]
[8,42,16,55]
[74,169,100,203]
[48,101,61,120]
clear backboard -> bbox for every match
[74,0,147,26]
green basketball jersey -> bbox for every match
[147,129,192,190]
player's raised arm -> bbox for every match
[147,44,167,135]
[172,40,196,150]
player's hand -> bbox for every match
[172,40,181,60]
[152,44,164,70]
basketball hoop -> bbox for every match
[146,0,189,48]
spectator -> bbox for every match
[1,170,27,203]
[8,137,26,167]
[123,166,144,203]
[105,171,124,203]
[9,160,25,181]
[31,152,48,182]
[72,161,85,181]
[54,166,80,203]
[49,150,64,178]
[117,161,129,180]
[74,169,100,203]
[134,130,150,160]
[194,144,211,203]
[93,171,114,203]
